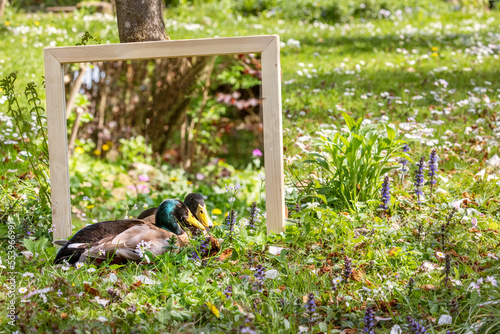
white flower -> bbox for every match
[135,240,152,258]
[332,277,343,285]
[0,95,7,104]
[436,251,445,259]
[87,268,96,273]
[22,272,35,278]
[19,287,28,294]
[75,262,84,269]
[98,316,108,322]
[61,265,70,271]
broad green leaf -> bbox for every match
[342,112,356,130]
[385,124,396,141]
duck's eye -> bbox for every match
[200,210,204,214]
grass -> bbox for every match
[1,2,500,333]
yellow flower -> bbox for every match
[169,177,178,181]
[102,144,110,151]
[75,146,84,154]
[205,302,220,318]
[5,21,10,26]
[431,46,438,51]
[94,149,101,156]
[34,21,40,26]
[212,208,222,215]
[187,181,193,185]
[86,204,95,210]
[431,52,439,57]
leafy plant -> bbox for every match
[0,73,51,207]
[305,112,410,212]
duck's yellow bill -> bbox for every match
[197,204,214,228]
[186,211,205,230]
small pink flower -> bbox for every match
[138,174,150,182]
[471,217,478,228]
[468,282,481,294]
[127,185,137,191]
[252,149,263,156]
[486,276,498,287]
[137,184,150,194]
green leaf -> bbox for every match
[109,264,125,270]
[316,194,328,205]
[319,322,328,332]
[385,124,396,141]
[464,265,474,275]
[283,318,290,329]
[342,112,356,130]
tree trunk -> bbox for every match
[115,0,168,43]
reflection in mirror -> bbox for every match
[64,55,264,226]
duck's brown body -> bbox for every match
[54,219,189,264]
[54,199,202,265]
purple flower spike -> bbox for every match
[380,175,391,211]
[428,149,438,196]
[414,156,425,204]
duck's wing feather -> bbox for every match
[54,219,146,264]
[83,224,190,262]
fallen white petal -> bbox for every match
[21,251,34,260]
[438,314,452,325]
[486,154,500,168]
[475,169,486,178]
[438,175,449,183]
[390,324,402,334]
[134,275,157,285]
[269,246,284,256]
[265,269,278,279]
[95,296,110,306]
[104,273,118,283]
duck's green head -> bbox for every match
[184,193,214,229]
[156,199,205,235]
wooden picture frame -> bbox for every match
[44,35,284,240]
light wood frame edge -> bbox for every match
[43,35,285,240]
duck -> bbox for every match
[53,199,205,265]
[138,193,220,255]
[138,193,214,233]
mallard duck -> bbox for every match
[53,199,205,265]
[138,193,214,232]
[138,193,220,255]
